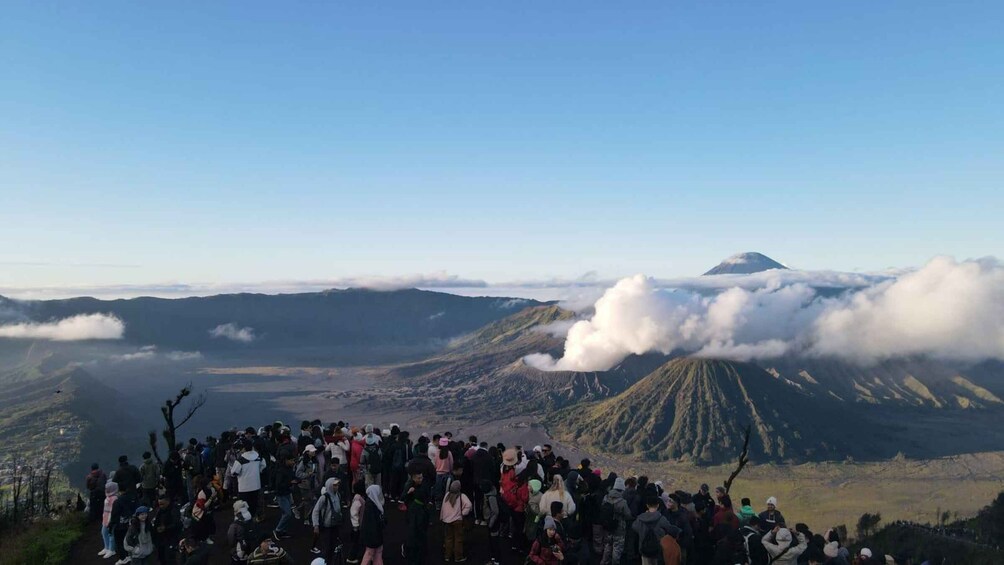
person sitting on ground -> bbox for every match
[178,537,211,565]
[123,506,155,565]
[246,538,294,565]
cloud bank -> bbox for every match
[526,256,1004,371]
[111,345,203,362]
[209,323,256,343]
[0,313,125,341]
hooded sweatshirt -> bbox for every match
[441,482,472,524]
[632,510,681,544]
[360,485,385,548]
[602,482,634,534]
[102,482,119,527]
[762,529,807,565]
[737,504,757,526]
[311,478,343,528]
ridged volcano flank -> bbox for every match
[550,357,853,464]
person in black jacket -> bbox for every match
[403,473,432,565]
[114,455,142,495]
[151,493,182,565]
[740,516,768,565]
[109,486,139,562]
[272,454,296,540]
[470,443,495,525]
[360,485,386,565]
[404,443,436,490]
[163,451,185,504]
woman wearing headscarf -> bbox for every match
[360,485,386,565]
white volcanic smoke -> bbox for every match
[525,256,1004,371]
[0,313,125,341]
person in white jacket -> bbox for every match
[539,475,576,517]
[761,527,807,565]
[347,480,367,564]
[229,441,266,519]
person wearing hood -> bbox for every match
[87,463,109,522]
[663,494,694,562]
[98,481,119,559]
[540,475,576,518]
[360,485,386,565]
[762,526,807,565]
[524,479,544,543]
[529,516,566,565]
[822,528,850,565]
[123,506,155,565]
[759,497,786,533]
[633,496,681,565]
[311,477,344,562]
[601,477,636,565]
[151,493,182,565]
[297,445,320,526]
[441,480,473,561]
[230,440,266,519]
[228,499,259,562]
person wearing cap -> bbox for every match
[311,477,344,561]
[228,499,257,562]
[529,516,565,565]
[761,526,807,565]
[123,505,155,565]
[500,448,530,551]
[433,437,455,512]
[759,497,786,533]
[297,444,320,526]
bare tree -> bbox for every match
[723,424,751,495]
[159,384,207,454]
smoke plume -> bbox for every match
[526,256,1004,371]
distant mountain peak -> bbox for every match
[703,252,788,275]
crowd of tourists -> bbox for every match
[81,420,919,565]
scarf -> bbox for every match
[366,484,384,514]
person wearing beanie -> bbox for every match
[360,484,386,565]
[759,496,786,533]
[600,476,635,565]
[761,526,807,565]
[441,480,473,561]
[529,515,565,565]
[123,506,154,564]
[524,478,544,543]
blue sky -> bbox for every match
[2,1,1002,296]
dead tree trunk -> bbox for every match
[160,384,207,454]
[723,424,751,495]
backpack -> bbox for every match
[236,518,262,556]
[600,501,620,532]
[319,492,343,527]
[180,502,193,529]
[742,529,768,565]
[365,446,383,475]
[392,443,406,469]
[640,523,661,558]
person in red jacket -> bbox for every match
[500,449,530,551]
[529,516,565,565]
[711,495,740,541]
[349,431,366,484]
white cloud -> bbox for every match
[0,313,125,341]
[209,323,256,343]
[527,257,1004,371]
[111,345,203,362]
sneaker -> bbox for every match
[310,547,322,554]
[206,538,214,545]
[346,559,360,564]
[401,545,407,558]
[304,519,312,525]
[293,509,302,519]
[456,558,467,563]
[114,559,131,565]
[103,551,116,560]
[98,549,111,557]
[272,531,282,542]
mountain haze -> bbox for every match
[703,252,788,275]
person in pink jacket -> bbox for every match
[440,481,472,561]
[99,482,119,559]
[433,438,454,512]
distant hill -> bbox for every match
[550,357,872,464]
[703,252,788,275]
[2,289,543,351]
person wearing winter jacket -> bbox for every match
[441,480,473,561]
[525,479,544,543]
[469,443,496,525]
[348,481,367,564]
[179,538,211,565]
[350,433,366,483]
[500,449,530,551]
[311,477,343,561]
[151,493,182,565]
[228,499,259,562]
[740,516,769,565]
[633,496,681,565]
[229,441,267,519]
[711,495,740,541]
[481,480,502,565]
[433,438,454,511]
[540,475,576,518]
[759,497,786,533]
[139,452,161,506]
[762,527,807,565]
[271,453,296,540]
[529,516,566,565]
[601,478,635,565]
[110,484,139,564]
[124,506,155,565]
[86,463,109,522]
[737,497,757,526]
[246,538,295,565]
[115,455,142,495]
[98,481,119,559]
[296,446,320,525]
[360,485,386,565]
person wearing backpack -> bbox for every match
[633,496,681,565]
[86,463,109,523]
[741,516,769,565]
[311,477,344,562]
[600,478,634,565]
[361,434,384,488]
[228,499,260,563]
[139,452,162,507]
[761,527,807,565]
[297,445,321,526]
